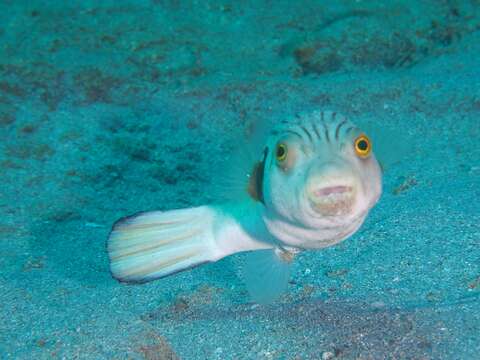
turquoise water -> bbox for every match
[1,1,479,359]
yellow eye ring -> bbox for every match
[276,143,288,162]
[354,134,371,158]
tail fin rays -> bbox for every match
[107,207,217,283]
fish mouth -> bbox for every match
[308,185,355,216]
[312,185,352,197]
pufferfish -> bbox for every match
[107,110,382,303]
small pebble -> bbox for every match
[371,301,386,309]
[322,351,335,360]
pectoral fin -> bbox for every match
[241,247,296,304]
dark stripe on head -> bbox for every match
[285,129,304,140]
[299,125,313,144]
[311,120,321,140]
[321,117,330,143]
[335,119,348,140]
[345,126,356,135]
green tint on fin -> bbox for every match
[242,248,292,304]
[209,118,271,203]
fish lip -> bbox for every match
[311,185,353,197]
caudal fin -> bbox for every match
[107,206,219,283]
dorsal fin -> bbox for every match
[247,147,268,204]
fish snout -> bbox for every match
[306,176,357,216]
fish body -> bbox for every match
[107,110,382,301]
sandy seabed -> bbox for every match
[0,1,479,359]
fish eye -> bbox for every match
[354,134,371,158]
[275,143,288,162]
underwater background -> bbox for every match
[0,0,479,359]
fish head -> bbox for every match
[260,111,382,248]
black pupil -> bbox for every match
[277,145,285,158]
[358,140,368,151]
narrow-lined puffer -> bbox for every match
[107,110,382,303]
